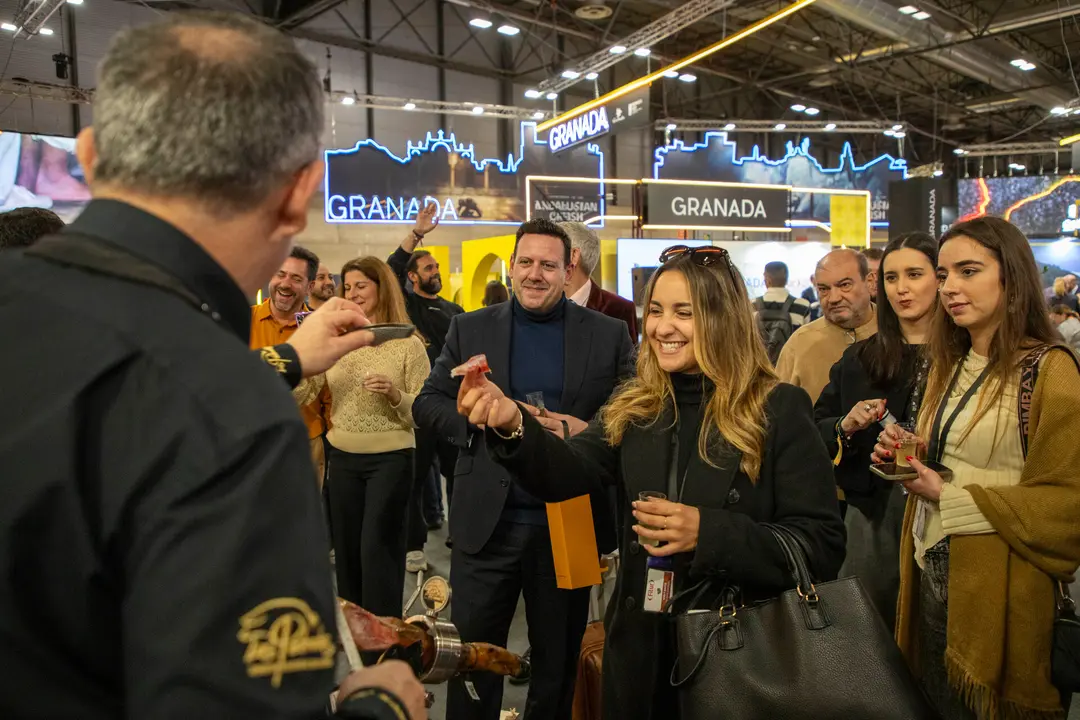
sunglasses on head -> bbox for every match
[659,244,741,286]
[659,245,732,267]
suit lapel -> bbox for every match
[487,302,513,393]
[560,302,591,411]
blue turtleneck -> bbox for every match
[504,295,566,523]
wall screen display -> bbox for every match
[0,131,90,220]
[616,237,830,304]
[958,175,1080,238]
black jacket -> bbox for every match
[487,382,846,720]
[813,342,921,512]
[387,246,463,364]
[412,299,634,555]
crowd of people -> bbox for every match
[3,9,1080,720]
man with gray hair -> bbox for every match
[775,248,877,404]
[560,221,638,344]
[0,12,425,720]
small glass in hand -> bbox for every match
[637,491,667,547]
[525,392,546,415]
[895,421,922,468]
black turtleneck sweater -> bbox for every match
[504,296,567,523]
[669,372,711,501]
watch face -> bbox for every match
[420,577,451,614]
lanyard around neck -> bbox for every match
[926,354,990,463]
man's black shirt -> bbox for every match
[387,246,464,364]
[0,200,337,718]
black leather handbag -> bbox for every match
[668,524,937,720]
[1053,579,1080,692]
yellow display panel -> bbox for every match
[829,194,871,248]
[461,235,516,311]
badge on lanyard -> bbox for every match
[643,556,676,613]
[912,498,929,542]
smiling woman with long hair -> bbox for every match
[455,245,845,720]
[814,231,938,630]
[873,217,1080,719]
[295,256,430,618]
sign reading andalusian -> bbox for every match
[646,182,790,228]
[546,85,651,154]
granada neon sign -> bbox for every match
[326,195,460,222]
[549,108,611,153]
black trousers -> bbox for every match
[447,521,590,720]
[327,446,413,617]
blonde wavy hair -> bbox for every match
[600,253,778,481]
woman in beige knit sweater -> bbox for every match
[874,216,1080,720]
[296,256,430,617]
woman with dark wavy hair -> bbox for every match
[454,245,845,720]
[814,231,938,631]
[874,216,1080,719]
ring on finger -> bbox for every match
[864,403,872,412]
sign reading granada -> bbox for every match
[646,182,790,228]
[549,108,611,153]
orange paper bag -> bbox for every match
[546,495,602,590]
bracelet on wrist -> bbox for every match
[492,407,524,440]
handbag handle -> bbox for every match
[764,524,819,600]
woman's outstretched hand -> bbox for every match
[457,374,521,434]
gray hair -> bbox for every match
[559,222,601,276]
[92,11,324,214]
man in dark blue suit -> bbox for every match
[413,218,633,720]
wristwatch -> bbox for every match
[411,229,425,243]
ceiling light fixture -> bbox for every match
[883,129,896,136]
[403,102,416,110]
[609,45,627,54]
[1,23,17,31]
[469,18,492,29]
[545,92,558,100]
[791,103,806,111]
[1009,162,1026,170]
[533,111,545,119]
[804,107,820,115]
[775,123,787,130]
[893,131,906,138]
[472,105,485,114]
[634,47,652,57]
[524,89,542,99]
[892,124,904,131]
[341,96,356,105]
[932,169,944,177]
[585,72,599,80]
[824,123,837,131]
[561,70,580,79]
[38,27,53,35]
[953,148,967,155]
[678,73,697,82]
[724,122,736,130]
[1051,106,1069,115]
[497,24,520,36]
[66,0,83,4]
[898,5,918,13]
[666,123,678,131]
[663,70,679,78]
[912,10,930,19]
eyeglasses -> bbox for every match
[659,244,741,287]
[659,245,733,268]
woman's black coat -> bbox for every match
[488,382,846,720]
[813,341,920,510]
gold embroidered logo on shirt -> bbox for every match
[237,598,336,687]
[260,346,292,375]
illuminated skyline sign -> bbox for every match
[653,132,907,224]
[324,122,605,225]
